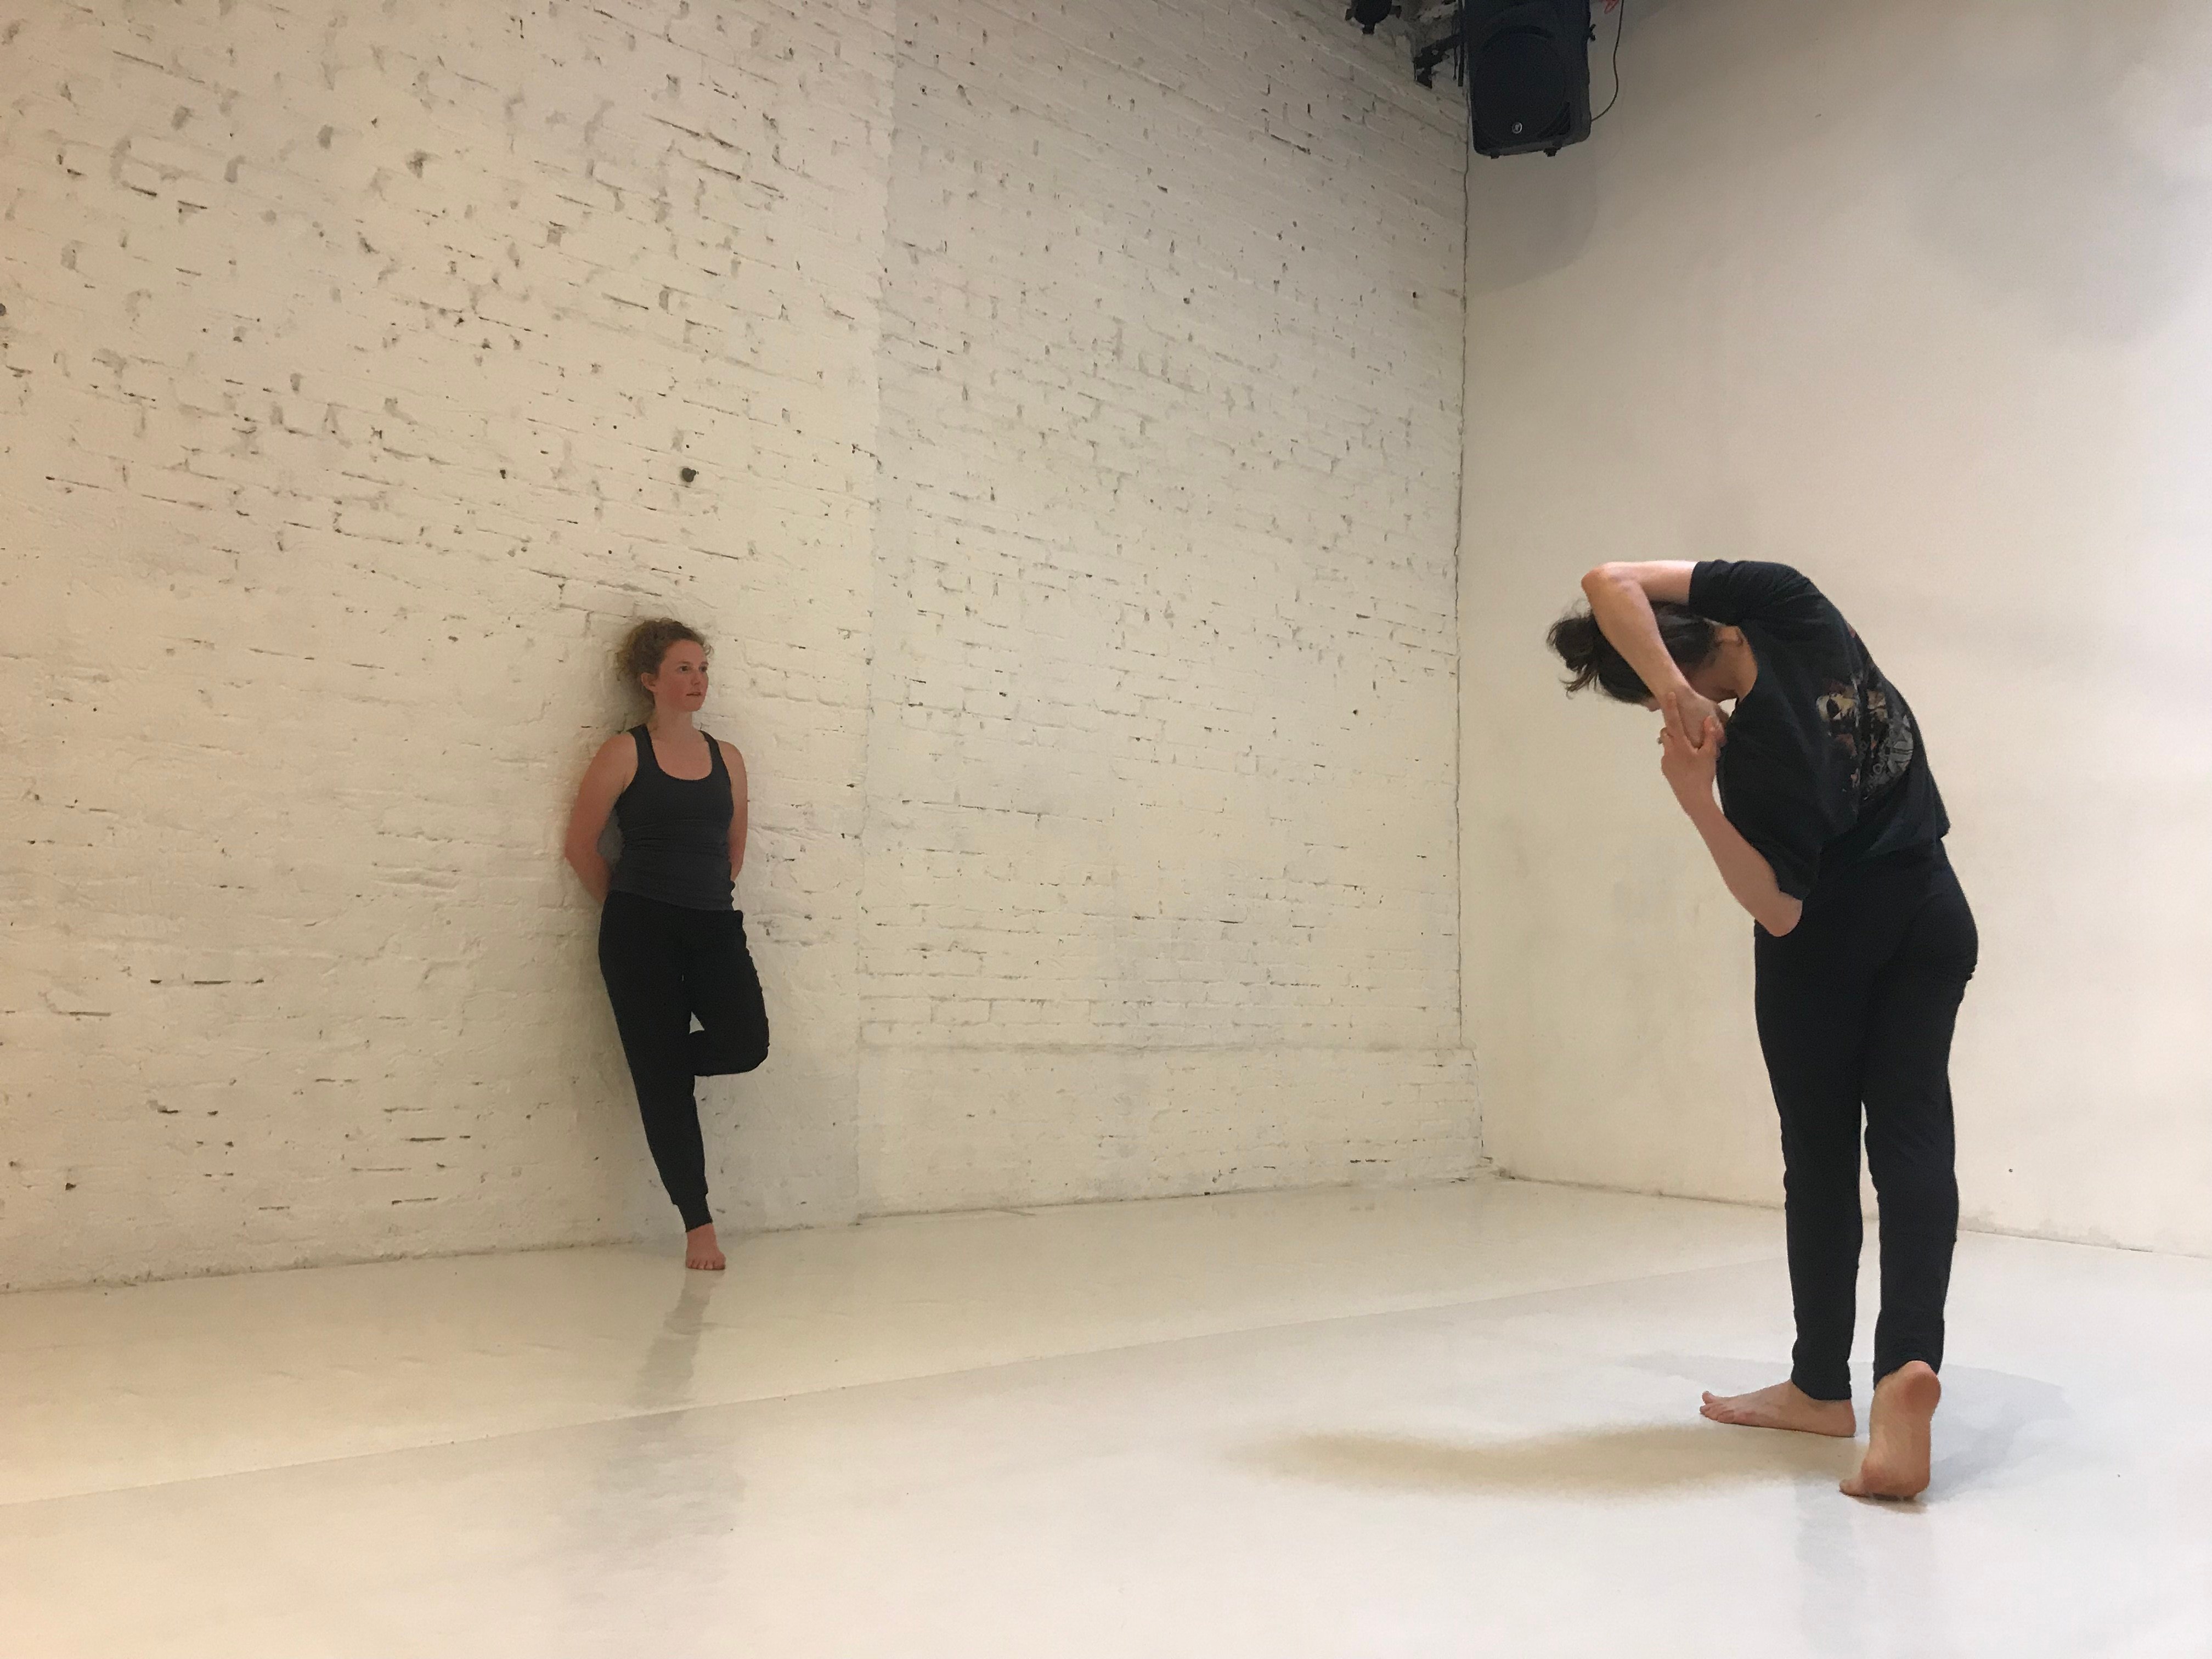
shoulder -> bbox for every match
[1691,561,1841,637]
[589,731,641,782]
[1690,559,1817,605]
[716,738,748,778]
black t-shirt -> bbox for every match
[1689,561,1948,900]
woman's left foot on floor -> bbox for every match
[1842,1360,1940,1500]
[684,1223,726,1271]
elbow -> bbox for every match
[1582,565,1638,606]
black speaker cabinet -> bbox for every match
[1465,0,1594,157]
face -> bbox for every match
[1638,629,1745,711]
[642,641,709,713]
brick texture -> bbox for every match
[1,0,1476,1289]
[859,1,1475,1207]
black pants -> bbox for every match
[597,891,770,1231]
[1753,844,1977,1402]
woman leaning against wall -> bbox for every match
[564,619,769,1271]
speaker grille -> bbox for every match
[1470,23,1576,146]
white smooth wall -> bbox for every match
[1462,0,2212,1255]
[2,0,1476,1288]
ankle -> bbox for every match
[1790,1381,1852,1409]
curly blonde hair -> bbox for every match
[616,617,708,689]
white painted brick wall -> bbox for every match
[2,0,1476,1289]
[859,1,1475,1208]
[2,0,893,1287]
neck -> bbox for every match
[1717,633,1758,702]
[647,707,696,735]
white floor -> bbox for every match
[4,1180,2209,1658]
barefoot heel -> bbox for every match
[1844,1362,1942,1500]
[1892,1363,1942,1417]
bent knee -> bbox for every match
[700,1036,770,1076]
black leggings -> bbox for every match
[597,891,770,1231]
[1753,844,1977,1402]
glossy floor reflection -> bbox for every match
[5,1180,2209,1657]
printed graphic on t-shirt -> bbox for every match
[1815,640,1917,809]
[1863,686,1917,797]
[1687,560,1949,898]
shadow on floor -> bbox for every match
[1238,1423,1858,1497]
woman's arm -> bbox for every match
[723,742,750,882]
[563,737,637,904]
[1581,562,1721,743]
[1659,698,1803,938]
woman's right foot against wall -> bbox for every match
[1699,1379,1857,1436]
[684,1223,726,1271]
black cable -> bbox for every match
[1592,0,1627,121]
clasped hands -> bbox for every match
[1658,689,1726,808]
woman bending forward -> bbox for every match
[1552,561,1976,1500]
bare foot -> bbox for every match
[1842,1361,1940,1500]
[1700,1379,1857,1437]
[684,1223,726,1272]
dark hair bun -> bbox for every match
[1547,611,1608,695]
[1545,602,1717,704]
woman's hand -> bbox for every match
[1655,693,1802,937]
[1664,686,1725,749]
[1658,698,1724,809]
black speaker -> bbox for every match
[1465,0,1593,158]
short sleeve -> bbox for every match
[1689,562,1835,637]
[1725,793,1826,901]
[1717,749,1854,901]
